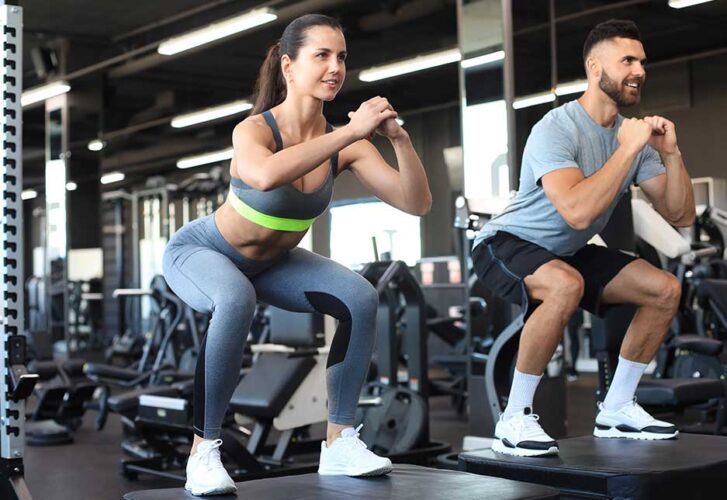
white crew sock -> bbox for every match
[602,355,648,411]
[502,368,542,419]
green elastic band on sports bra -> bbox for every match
[228,190,315,232]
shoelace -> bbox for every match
[620,400,655,423]
[197,439,225,471]
[339,424,371,454]
[514,413,549,441]
[598,398,654,421]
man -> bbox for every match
[472,19,695,457]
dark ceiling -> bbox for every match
[18,0,727,190]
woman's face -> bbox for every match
[283,26,347,101]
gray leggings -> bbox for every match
[162,214,378,439]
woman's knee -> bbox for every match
[345,279,379,318]
[212,280,257,316]
[307,277,379,321]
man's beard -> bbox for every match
[599,70,641,107]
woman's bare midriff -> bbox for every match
[214,201,307,261]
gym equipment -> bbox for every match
[356,260,450,461]
[123,464,559,500]
[419,256,487,415]
[1,5,37,498]
[460,433,727,499]
[23,328,97,445]
[85,276,193,430]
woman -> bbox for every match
[163,13,431,496]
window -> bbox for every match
[330,198,421,269]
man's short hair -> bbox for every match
[583,19,641,62]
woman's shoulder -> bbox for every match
[233,114,273,145]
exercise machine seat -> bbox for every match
[636,378,725,407]
[230,354,316,418]
[671,334,723,356]
[63,359,88,377]
[28,360,61,380]
[84,363,140,381]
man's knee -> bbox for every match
[534,262,584,308]
[653,272,681,313]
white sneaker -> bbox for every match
[594,400,678,440]
[492,408,559,457]
[184,439,237,496]
[318,424,393,477]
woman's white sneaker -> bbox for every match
[492,408,559,457]
[318,424,393,477]
[185,439,237,496]
[594,400,678,440]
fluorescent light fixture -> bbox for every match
[358,48,461,82]
[21,81,71,107]
[513,91,555,110]
[555,79,588,96]
[100,172,125,184]
[66,182,78,191]
[171,99,253,128]
[669,0,713,8]
[461,50,505,69]
[158,8,277,55]
[21,189,38,200]
[87,139,106,151]
[395,118,404,126]
[177,147,234,169]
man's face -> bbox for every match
[591,37,647,107]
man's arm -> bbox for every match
[541,117,654,230]
[638,150,695,227]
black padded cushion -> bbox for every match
[123,464,559,500]
[229,353,315,418]
[107,386,180,414]
[671,334,723,356]
[62,359,88,377]
[636,378,725,406]
[28,360,60,380]
[84,363,139,381]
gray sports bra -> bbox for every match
[227,110,338,232]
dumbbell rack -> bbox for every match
[2,3,34,499]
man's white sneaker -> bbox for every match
[318,424,393,477]
[594,400,678,440]
[492,408,559,457]
[184,439,237,496]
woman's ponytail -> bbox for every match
[251,41,286,115]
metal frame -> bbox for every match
[1,3,32,498]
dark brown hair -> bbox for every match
[251,14,343,114]
[583,19,641,62]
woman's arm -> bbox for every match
[234,98,397,191]
[344,120,432,216]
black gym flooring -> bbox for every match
[26,376,598,500]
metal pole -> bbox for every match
[501,0,517,190]
[1,3,34,498]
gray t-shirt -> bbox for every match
[473,100,666,256]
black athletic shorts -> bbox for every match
[472,231,637,316]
